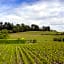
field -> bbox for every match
[0,31,64,64]
[9,31,59,42]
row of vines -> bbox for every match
[0,42,64,64]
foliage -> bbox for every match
[42,26,50,31]
[0,31,63,63]
[0,29,8,39]
[0,42,64,63]
[53,37,64,42]
[0,38,37,44]
[31,24,39,31]
[0,22,51,33]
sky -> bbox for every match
[0,0,64,32]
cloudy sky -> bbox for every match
[0,0,64,31]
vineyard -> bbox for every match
[0,42,64,64]
[0,31,64,64]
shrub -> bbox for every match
[0,29,9,39]
[58,38,62,42]
[17,38,26,44]
[53,37,64,42]
[53,38,58,41]
[63,38,64,42]
[32,39,37,43]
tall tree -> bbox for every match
[20,23,26,32]
[0,22,3,30]
[42,26,50,31]
[31,24,39,31]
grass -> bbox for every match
[0,42,64,64]
[0,31,64,64]
[9,31,64,43]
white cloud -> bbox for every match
[0,1,64,31]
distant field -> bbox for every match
[0,31,64,64]
[9,31,64,42]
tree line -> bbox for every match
[0,22,50,33]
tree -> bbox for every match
[7,22,13,30]
[12,26,19,33]
[42,26,50,31]
[31,24,39,31]
[20,23,26,32]
[3,22,13,30]
[0,22,3,30]
[25,25,30,31]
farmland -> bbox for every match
[0,31,64,64]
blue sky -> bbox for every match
[0,0,64,31]
[0,0,39,6]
